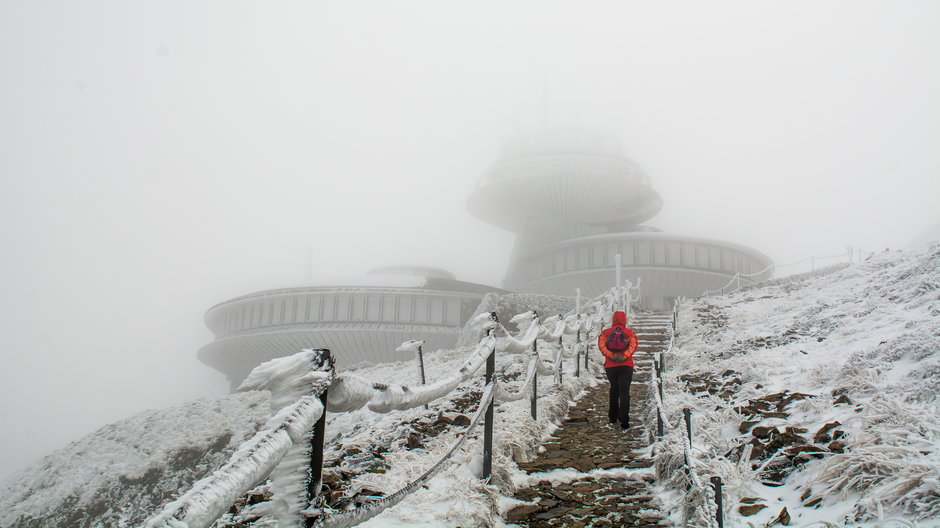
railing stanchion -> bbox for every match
[575,326,581,378]
[584,331,590,370]
[661,341,666,373]
[558,335,563,384]
[306,349,332,528]
[482,315,497,481]
[683,408,692,448]
[656,370,664,438]
[711,476,724,528]
[530,339,538,420]
[417,344,428,410]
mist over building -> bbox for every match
[199,128,773,387]
[469,128,774,310]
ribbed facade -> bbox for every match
[199,285,489,389]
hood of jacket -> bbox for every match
[612,310,627,327]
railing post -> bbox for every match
[482,313,497,481]
[711,476,724,528]
[306,349,332,527]
[683,408,692,448]
[583,331,590,370]
[657,377,664,438]
[682,408,693,491]
[530,339,538,420]
[575,325,581,378]
[417,344,428,410]
[557,335,563,384]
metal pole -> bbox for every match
[624,279,632,316]
[615,253,622,310]
[683,408,692,448]
[417,345,428,410]
[306,349,332,527]
[482,326,496,480]
[584,331,590,370]
[711,476,724,528]
[656,373,664,438]
[656,407,664,438]
[530,341,538,420]
[557,335,563,384]
[575,324,581,378]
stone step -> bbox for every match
[508,377,667,527]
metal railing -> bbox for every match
[649,299,726,527]
[146,305,601,528]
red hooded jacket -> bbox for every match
[597,310,638,368]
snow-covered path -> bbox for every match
[502,313,670,527]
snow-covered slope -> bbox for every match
[658,244,940,526]
[0,295,601,528]
[3,246,936,528]
[0,392,270,528]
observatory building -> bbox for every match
[199,128,773,386]
[198,267,504,389]
[467,128,773,310]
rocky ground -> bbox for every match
[505,314,671,528]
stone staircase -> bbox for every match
[505,312,672,527]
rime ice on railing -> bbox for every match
[146,350,333,528]
[147,296,613,528]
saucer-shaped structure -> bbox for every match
[466,128,662,230]
[198,267,504,390]
[469,127,773,309]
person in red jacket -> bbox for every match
[597,310,638,429]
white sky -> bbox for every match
[1,1,938,481]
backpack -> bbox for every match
[606,327,629,352]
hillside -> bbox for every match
[0,245,936,528]
[659,243,939,526]
[0,392,270,528]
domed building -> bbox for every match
[467,128,773,310]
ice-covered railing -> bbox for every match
[145,351,334,528]
[705,246,879,297]
[146,305,602,528]
[646,299,727,527]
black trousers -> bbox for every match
[605,365,634,426]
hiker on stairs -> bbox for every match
[597,310,638,429]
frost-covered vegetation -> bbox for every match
[1,245,936,528]
[0,393,270,528]
[654,244,940,527]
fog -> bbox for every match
[1,1,938,481]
